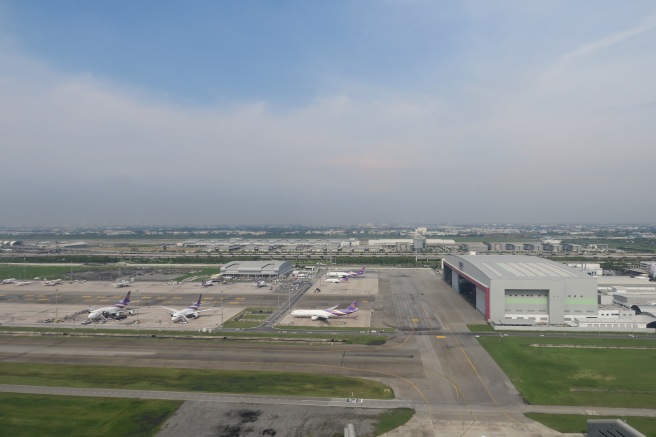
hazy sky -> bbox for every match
[1,1,655,227]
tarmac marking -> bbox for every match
[435,335,446,339]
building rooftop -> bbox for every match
[451,254,593,281]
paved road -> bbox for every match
[2,268,655,435]
[2,384,654,419]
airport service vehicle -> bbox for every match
[162,294,217,323]
[88,291,131,321]
[291,301,358,322]
[200,280,214,287]
[256,280,268,287]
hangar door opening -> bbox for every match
[458,277,487,316]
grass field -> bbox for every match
[0,362,394,399]
[478,336,656,408]
[0,392,181,437]
[372,408,415,435]
[0,264,113,280]
[525,413,656,436]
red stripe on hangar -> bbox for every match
[444,261,491,320]
[443,262,489,292]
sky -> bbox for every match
[1,1,655,227]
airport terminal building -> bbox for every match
[443,254,597,325]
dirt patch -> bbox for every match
[156,401,394,437]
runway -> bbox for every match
[0,268,546,434]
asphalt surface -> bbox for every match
[2,268,655,436]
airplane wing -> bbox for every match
[326,305,338,310]
[161,306,179,314]
[195,308,219,313]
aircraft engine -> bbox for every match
[311,316,319,321]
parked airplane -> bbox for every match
[256,280,267,288]
[326,267,365,278]
[42,278,62,286]
[88,291,131,321]
[200,280,214,287]
[325,277,348,283]
[291,301,358,322]
[348,266,366,276]
[15,281,32,286]
[1,278,16,285]
[114,279,132,288]
[162,294,217,323]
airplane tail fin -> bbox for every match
[346,301,358,313]
[120,291,131,305]
[191,294,202,309]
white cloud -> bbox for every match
[1,8,656,226]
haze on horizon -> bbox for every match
[1,1,655,227]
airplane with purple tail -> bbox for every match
[162,294,218,323]
[291,301,358,322]
[326,267,365,278]
[88,291,131,321]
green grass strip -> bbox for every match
[0,392,180,437]
[478,336,656,408]
[372,408,415,435]
[525,413,656,436]
[0,362,394,399]
[0,326,387,345]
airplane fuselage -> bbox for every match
[88,306,125,320]
[171,309,199,322]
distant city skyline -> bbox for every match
[1,1,655,227]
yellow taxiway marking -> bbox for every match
[229,302,239,305]
[236,297,246,300]
[411,318,419,323]
[435,335,446,339]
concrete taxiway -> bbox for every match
[0,268,579,435]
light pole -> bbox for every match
[221,290,224,326]
[55,290,58,321]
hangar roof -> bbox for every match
[220,260,292,276]
[446,254,594,283]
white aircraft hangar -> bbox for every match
[220,260,293,278]
[443,254,598,326]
